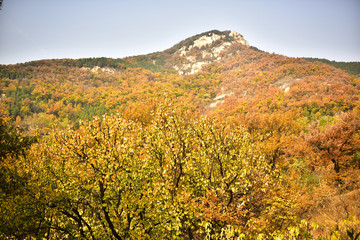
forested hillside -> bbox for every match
[1,30,359,239]
[305,58,360,76]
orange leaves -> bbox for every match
[2,46,359,238]
[123,101,156,126]
[303,112,360,189]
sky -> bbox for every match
[0,0,359,65]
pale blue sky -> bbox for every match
[0,0,359,64]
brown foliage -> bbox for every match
[304,113,360,187]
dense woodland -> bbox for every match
[1,31,360,239]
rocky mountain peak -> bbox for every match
[229,31,249,45]
[169,30,249,75]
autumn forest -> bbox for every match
[1,30,360,239]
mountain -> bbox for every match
[1,30,359,129]
[135,30,360,76]
[154,30,249,75]
[1,30,360,239]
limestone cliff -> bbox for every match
[166,30,249,75]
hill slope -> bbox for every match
[1,30,358,129]
[1,30,360,239]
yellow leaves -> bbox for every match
[16,100,301,238]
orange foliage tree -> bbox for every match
[305,113,360,184]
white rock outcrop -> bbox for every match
[83,66,116,74]
[174,30,249,75]
[229,31,249,46]
[193,33,222,48]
